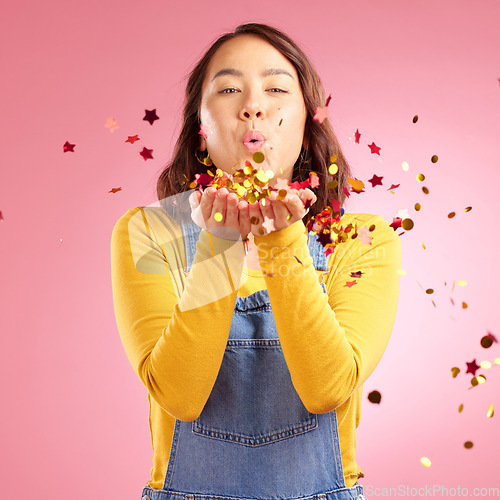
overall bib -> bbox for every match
[141,220,367,500]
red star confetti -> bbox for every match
[144,109,159,125]
[368,142,381,155]
[140,147,154,161]
[389,217,402,230]
[126,135,139,144]
[387,183,400,191]
[109,187,122,193]
[262,215,276,234]
[466,359,480,376]
[368,174,383,187]
[199,123,211,139]
[358,226,373,245]
[105,116,119,132]
[63,141,75,152]
[344,280,357,288]
[313,94,331,124]
[354,129,361,143]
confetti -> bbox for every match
[451,367,460,378]
[422,186,429,194]
[143,109,159,125]
[387,183,400,191]
[367,390,381,404]
[109,187,122,193]
[253,152,265,163]
[457,280,467,286]
[487,404,494,418]
[126,135,139,144]
[401,218,414,230]
[313,94,331,124]
[458,404,464,413]
[420,457,431,467]
[465,206,472,212]
[414,203,421,211]
[412,115,419,123]
[105,116,119,132]
[448,212,456,218]
[368,174,383,187]
[464,441,473,449]
[466,359,480,375]
[63,141,75,152]
[397,269,407,276]
[417,174,425,182]
[344,280,357,288]
[480,361,492,369]
[329,164,339,175]
[351,271,364,278]
[139,147,154,161]
[431,155,439,163]
[368,142,381,155]
[402,161,409,171]
[358,226,373,245]
[214,212,223,222]
[354,129,361,143]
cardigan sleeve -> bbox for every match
[110,206,246,421]
[254,214,402,414]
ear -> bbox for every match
[199,134,207,151]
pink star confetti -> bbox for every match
[262,215,276,234]
[313,94,332,124]
[358,226,373,245]
[105,116,119,132]
[309,172,320,189]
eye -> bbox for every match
[267,88,288,93]
[218,88,239,94]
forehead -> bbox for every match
[205,34,298,79]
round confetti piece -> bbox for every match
[330,154,337,163]
[402,161,409,171]
[326,180,338,189]
[480,361,492,369]
[457,280,467,286]
[464,441,473,449]
[203,157,213,166]
[329,164,338,175]
[426,288,434,294]
[462,302,468,309]
[464,206,472,212]
[367,390,381,404]
[401,218,414,230]
[451,367,460,378]
[495,357,500,365]
[420,457,431,468]
[412,115,418,123]
[265,170,274,178]
[448,212,456,218]
[422,186,429,194]
[487,404,494,418]
[431,155,439,163]
[253,152,265,164]
[214,212,223,222]
[368,224,376,232]
[414,203,421,211]
[417,173,425,182]
[481,336,493,348]
[258,227,265,235]
[250,216,260,225]
[458,404,464,413]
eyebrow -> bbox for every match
[212,68,294,81]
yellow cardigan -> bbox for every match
[110,205,402,489]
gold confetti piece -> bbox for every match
[495,357,500,365]
[401,218,414,230]
[258,227,265,235]
[448,212,456,218]
[329,164,338,175]
[417,173,425,182]
[426,288,434,294]
[326,180,338,189]
[431,155,439,163]
[347,178,365,190]
[402,161,409,171]
[422,186,429,194]
[471,375,486,387]
[464,441,473,449]
[480,361,492,369]
[481,336,493,348]
[458,404,464,413]
[487,404,494,418]
[286,214,292,221]
[368,224,375,232]
[420,457,431,467]
[462,302,468,309]
[277,189,287,201]
[252,152,265,163]
[412,115,418,123]
[451,367,460,378]
[214,212,223,222]
[367,390,381,404]
[397,269,407,276]
[250,216,260,225]
[457,280,467,286]
[330,154,337,163]
[279,118,283,126]
[421,242,426,249]
[414,203,421,211]
[203,157,213,166]
[265,170,274,179]
[464,206,472,212]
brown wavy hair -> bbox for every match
[156,23,353,226]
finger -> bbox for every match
[211,188,229,224]
[283,193,306,224]
[258,197,276,225]
[237,200,251,240]
[200,187,216,223]
[269,199,292,230]
[248,201,265,236]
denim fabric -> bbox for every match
[141,222,367,500]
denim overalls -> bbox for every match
[141,219,367,500]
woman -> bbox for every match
[111,23,401,500]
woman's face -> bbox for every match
[199,35,308,186]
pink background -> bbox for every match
[1,0,499,498]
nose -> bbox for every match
[239,93,265,121]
